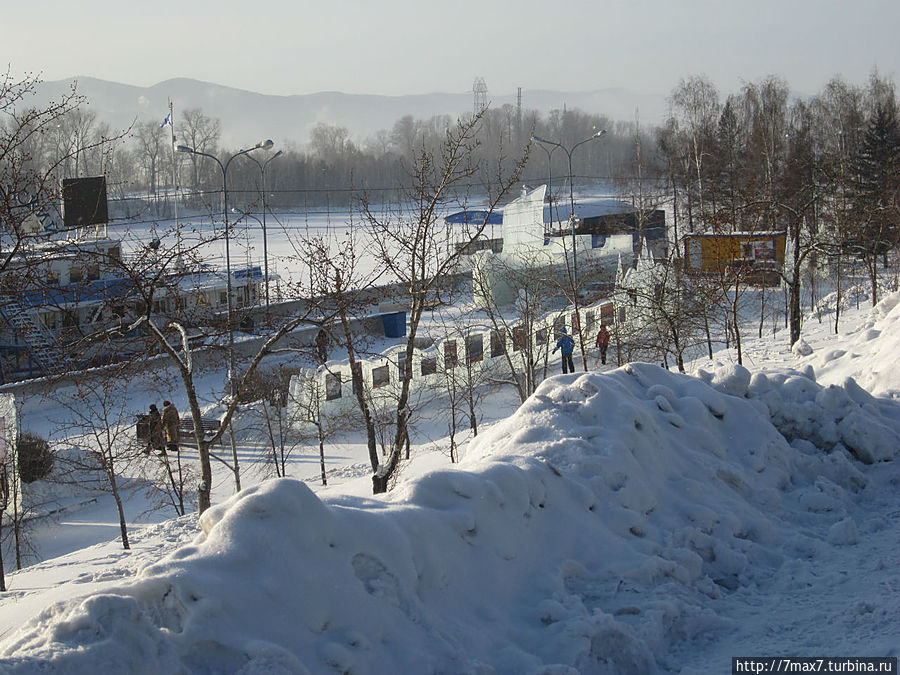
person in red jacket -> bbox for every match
[595,324,611,365]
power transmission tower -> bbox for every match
[473,77,488,114]
[517,87,523,141]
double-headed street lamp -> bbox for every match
[532,130,607,287]
[175,139,274,386]
[231,208,277,315]
[534,142,559,238]
[240,149,282,314]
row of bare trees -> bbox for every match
[1,70,527,536]
[660,72,899,337]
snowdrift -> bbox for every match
[2,363,898,673]
[799,290,900,398]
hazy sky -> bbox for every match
[7,0,899,98]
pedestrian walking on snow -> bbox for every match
[315,328,329,364]
[162,400,179,455]
[147,404,165,455]
[552,327,576,374]
[595,324,611,366]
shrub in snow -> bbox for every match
[17,432,53,483]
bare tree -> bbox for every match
[302,225,383,476]
[179,108,221,199]
[132,120,165,207]
[57,218,328,513]
[237,364,320,480]
[471,248,556,403]
[359,110,527,493]
[47,378,139,549]
[286,370,353,485]
[616,247,708,372]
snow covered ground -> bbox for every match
[1,252,899,671]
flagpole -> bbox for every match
[167,99,182,267]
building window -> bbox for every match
[490,330,506,357]
[85,264,100,281]
[421,357,437,376]
[69,266,83,284]
[601,304,615,323]
[466,334,483,364]
[61,309,79,328]
[444,340,458,370]
[372,365,390,388]
[325,373,342,400]
[40,312,58,331]
[512,325,527,352]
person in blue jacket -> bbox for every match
[552,327,576,374]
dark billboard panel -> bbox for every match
[62,177,108,229]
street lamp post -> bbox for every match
[232,209,274,311]
[175,139,273,386]
[241,149,282,315]
[535,142,558,238]
[532,130,606,288]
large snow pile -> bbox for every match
[696,361,900,463]
[2,363,898,673]
[798,290,900,398]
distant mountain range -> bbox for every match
[32,77,669,149]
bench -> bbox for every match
[178,416,222,443]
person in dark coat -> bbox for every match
[552,327,576,374]
[315,328,329,364]
[162,400,179,454]
[147,404,165,455]
[595,324,611,366]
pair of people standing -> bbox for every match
[146,400,180,455]
[552,324,612,375]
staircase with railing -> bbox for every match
[0,300,64,374]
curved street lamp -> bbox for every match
[534,142,559,238]
[532,130,606,287]
[175,139,274,384]
[240,148,283,314]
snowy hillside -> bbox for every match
[798,291,900,398]
[0,292,899,673]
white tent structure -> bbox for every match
[472,185,632,307]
